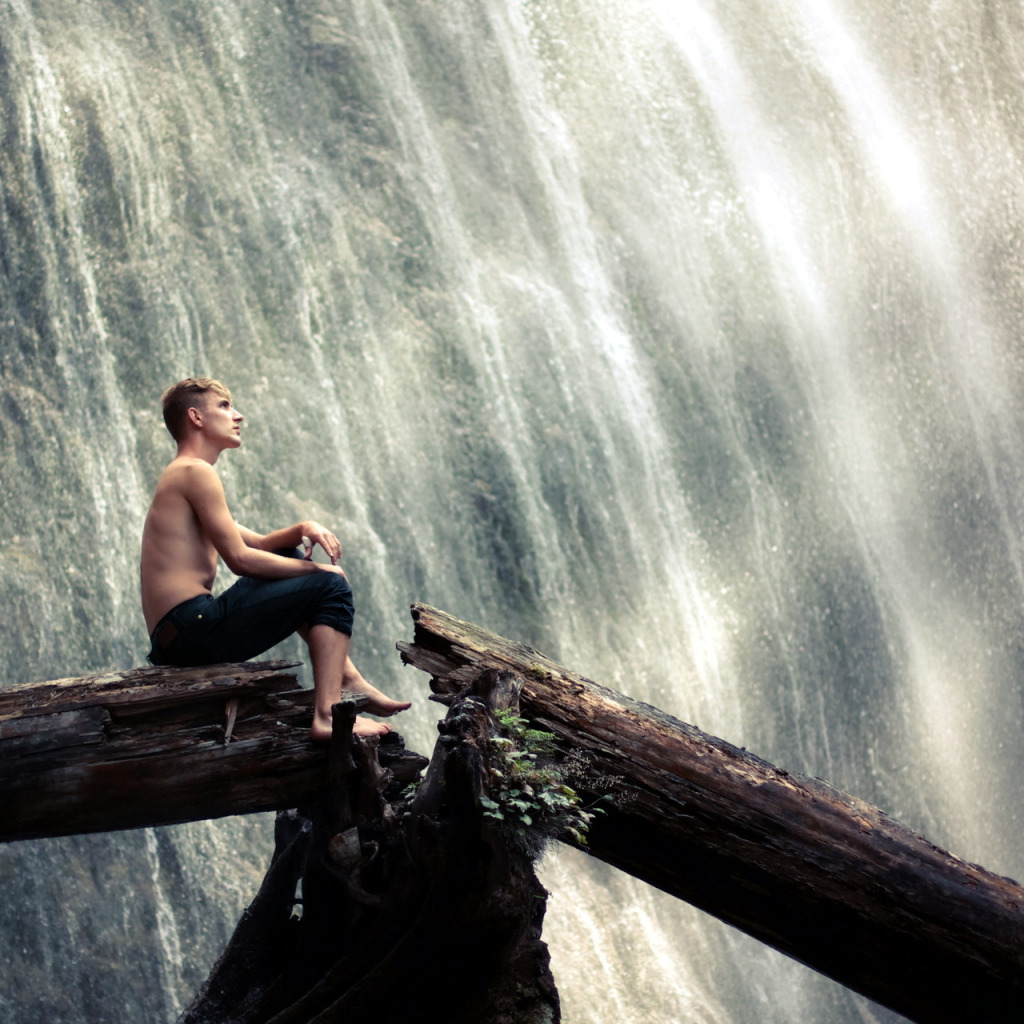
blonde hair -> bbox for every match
[161,378,232,441]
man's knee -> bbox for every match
[309,572,354,635]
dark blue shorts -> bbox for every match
[148,556,354,667]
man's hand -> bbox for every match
[300,520,342,564]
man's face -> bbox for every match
[196,391,243,448]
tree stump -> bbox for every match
[179,673,561,1024]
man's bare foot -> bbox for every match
[341,663,412,718]
[353,715,392,737]
[356,690,411,717]
[310,712,392,742]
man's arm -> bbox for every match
[237,521,342,564]
[182,463,341,579]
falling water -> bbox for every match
[2,0,1024,1021]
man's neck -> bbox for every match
[175,436,223,465]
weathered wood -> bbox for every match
[397,603,1024,1024]
[0,661,338,841]
[0,660,301,715]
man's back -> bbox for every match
[140,457,220,633]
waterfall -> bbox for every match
[2,1,1023,1021]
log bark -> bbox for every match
[397,603,1024,1024]
[0,661,415,841]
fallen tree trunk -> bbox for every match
[397,603,1024,1024]
[0,661,418,841]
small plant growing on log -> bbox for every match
[480,708,597,857]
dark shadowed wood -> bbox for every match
[397,603,1024,1024]
[180,677,559,1024]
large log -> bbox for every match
[0,660,414,841]
[397,603,1024,1024]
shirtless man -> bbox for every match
[140,377,410,740]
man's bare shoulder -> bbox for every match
[152,456,221,497]
[159,455,218,480]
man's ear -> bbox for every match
[186,406,203,429]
